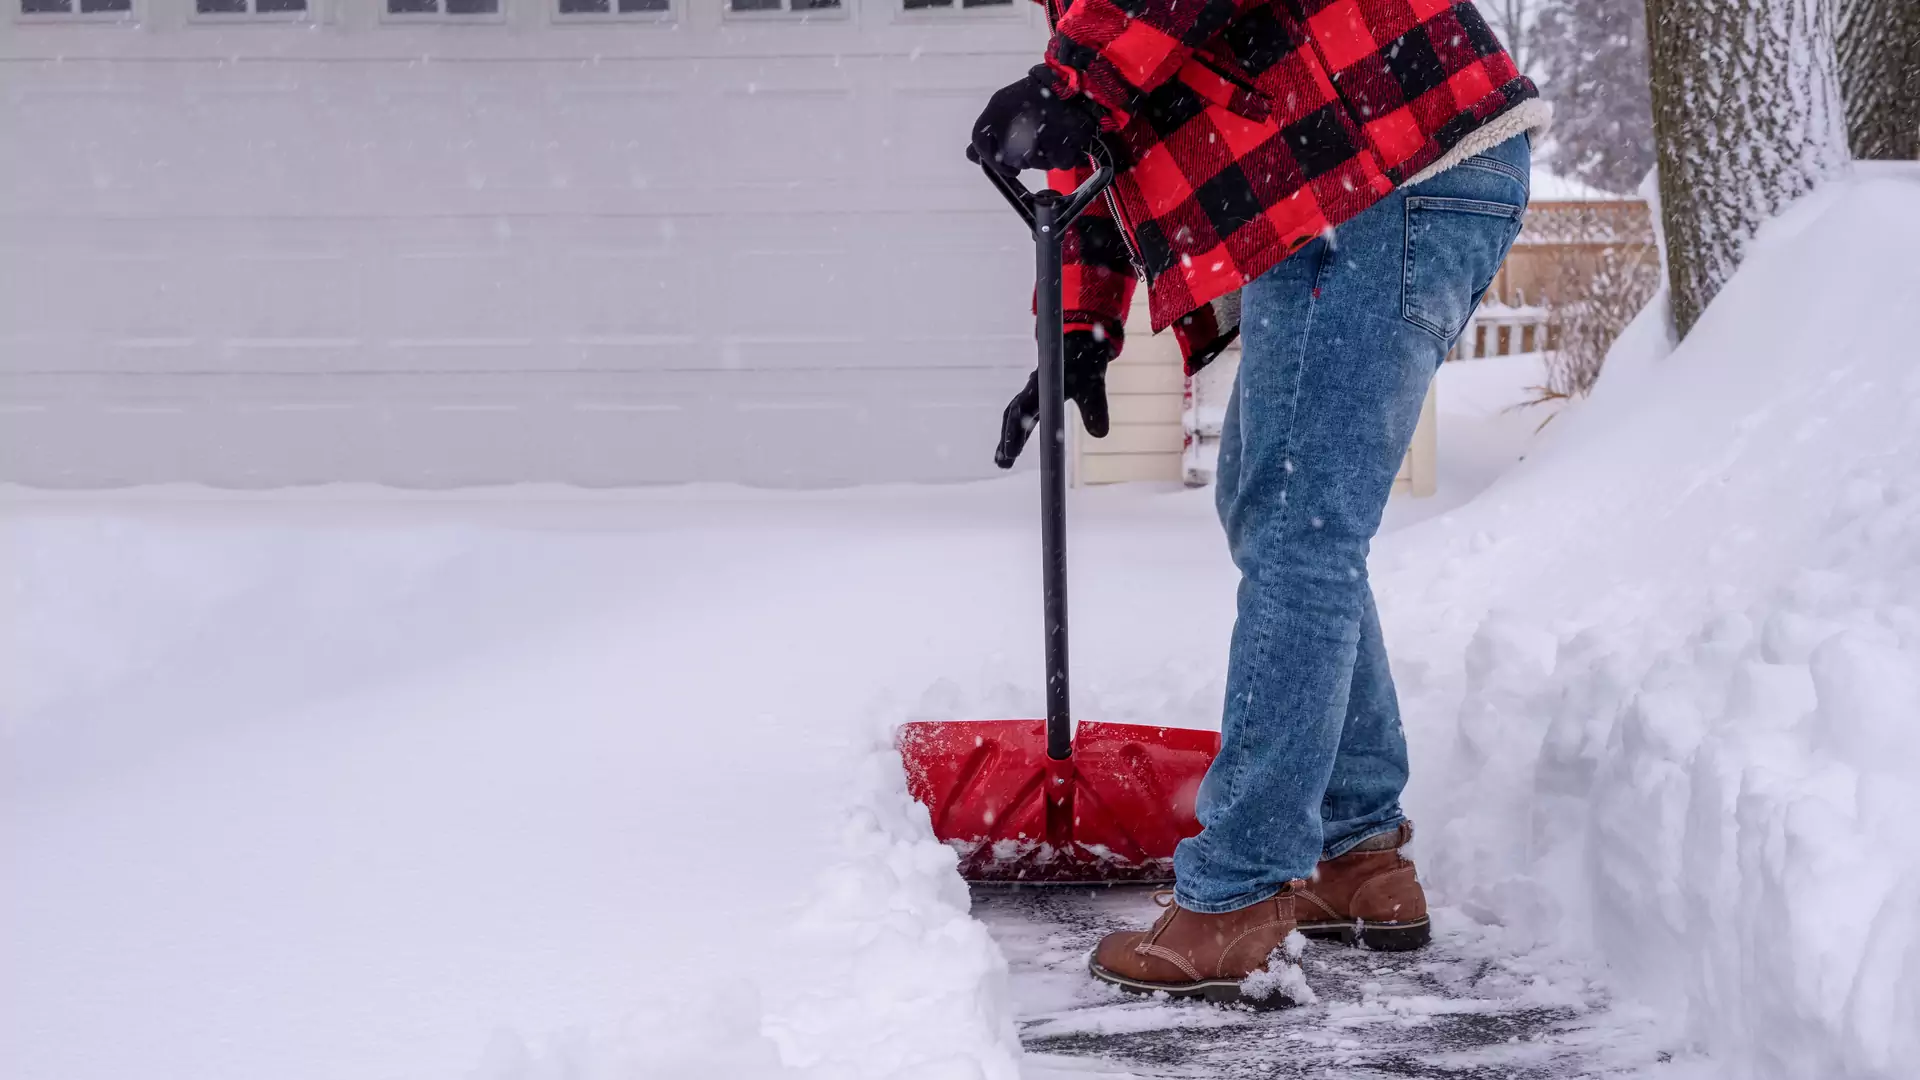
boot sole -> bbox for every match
[1296,916,1431,951]
[1087,960,1304,1009]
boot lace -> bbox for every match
[1143,888,1181,939]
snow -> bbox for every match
[6,167,1918,1079]
[1530,166,1627,202]
[1381,351,1557,531]
[2,496,1038,1080]
[1389,165,1920,1077]
[1236,932,1315,1005]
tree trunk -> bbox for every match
[1838,0,1920,159]
[1645,0,1850,338]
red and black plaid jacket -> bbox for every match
[1038,0,1539,370]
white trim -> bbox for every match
[12,0,140,24]
[188,0,316,23]
[721,0,850,23]
[379,0,507,24]
[546,0,672,25]
[892,0,1021,25]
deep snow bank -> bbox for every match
[1381,167,1920,1077]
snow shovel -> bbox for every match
[897,148,1221,884]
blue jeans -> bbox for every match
[1172,134,1531,913]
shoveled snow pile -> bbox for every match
[1383,164,1920,1078]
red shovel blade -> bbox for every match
[898,719,1220,883]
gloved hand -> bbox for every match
[995,330,1113,469]
[968,66,1104,177]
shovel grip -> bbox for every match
[978,140,1117,238]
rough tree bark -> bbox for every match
[1645,0,1850,338]
[1837,0,1920,159]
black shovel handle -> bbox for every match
[977,143,1115,761]
[978,140,1117,237]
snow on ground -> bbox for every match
[5,166,1917,1080]
[1530,167,1629,202]
[2,492,1060,1080]
[1383,350,1557,532]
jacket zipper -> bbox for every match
[1103,187,1151,285]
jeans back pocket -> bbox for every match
[1402,195,1526,345]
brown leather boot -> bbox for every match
[1088,887,1308,1006]
[1295,821,1431,951]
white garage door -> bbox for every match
[0,0,1050,486]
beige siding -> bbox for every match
[1396,383,1437,498]
[1077,451,1184,484]
[1103,357,1188,395]
[1072,293,1187,485]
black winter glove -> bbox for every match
[968,66,1104,177]
[995,330,1114,469]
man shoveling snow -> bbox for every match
[968,0,1550,1004]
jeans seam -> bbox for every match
[1402,201,1428,337]
[1235,243,1324,794]
[1405,195,1526,218]
[1177,242,1326,913]
[1452,155,1528,188]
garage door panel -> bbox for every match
[887,85,1001,189]
[876,243,1031,343]
[870,335,1031,378]
[377,250,536,347]
[719,242,861,340]
[867,208,1032,356]
[717,86,864,188]
[177,88,332,208]
[219,251,365,345]
[549,84,687,193]
[17,254,205,369]
[550,252,700,344]
[3,83,174,212]
[1,92,101,206]
[716,369,1002,484]
[451,80,575,194]
[7,222,373,375]
[361,83,484,200]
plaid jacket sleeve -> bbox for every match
[1043,0,1243,123]
[1045,163,1138,355]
